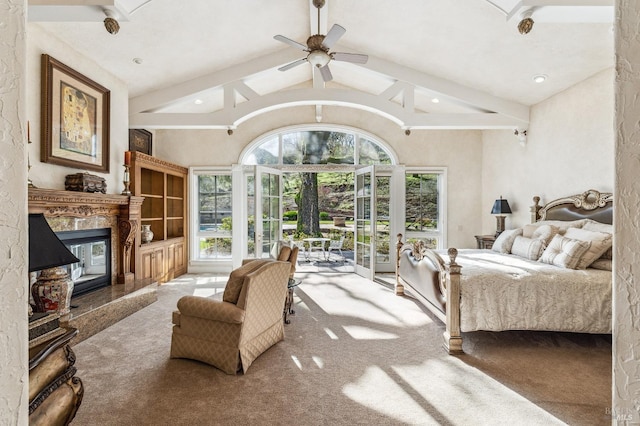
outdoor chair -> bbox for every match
[327,236,345,262]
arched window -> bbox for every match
[242,128,396,166]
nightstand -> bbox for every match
[475,235,496,249]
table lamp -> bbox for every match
[29,213,80,320]
[491,196,512,237]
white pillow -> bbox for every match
[530,224,560,246]
[523,219,587,237]
[491,228,523,254]
[582,219,613,235]
[539,234,592,269]
[511,236,545,260]
[564,227,613,269]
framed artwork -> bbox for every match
[41,54,110,173]
[128,129,153,155]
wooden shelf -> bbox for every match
[131,151,189,284]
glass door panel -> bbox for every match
[354,166,375,279]
[255,166,282,259]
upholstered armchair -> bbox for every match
[170,260,290,374]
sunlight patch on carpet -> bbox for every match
[312,356,324,369]
[342,365,440,424]
[324,327,339,340]
[298,280,432,328]
[342,325,399,340]
[390,358,565,425]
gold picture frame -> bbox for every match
[41,54,110,173]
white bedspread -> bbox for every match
[437,249,612,333]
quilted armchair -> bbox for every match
[170,260,290,374]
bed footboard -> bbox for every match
[396,235,463,354]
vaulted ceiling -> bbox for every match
[29,0,614,131]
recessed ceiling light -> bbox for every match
[194,99,203,105]
[532,74,547,83]
[431,98,440,103]
[132,58,143,65]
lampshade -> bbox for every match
[491,197,512,215]
[307,50,331,68]
[28,213,79,272]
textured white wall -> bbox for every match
[613,0,640,422]
[482,69,614,233]
[155,106,484,248]
[0,1,29,424]
[26,24,129,194]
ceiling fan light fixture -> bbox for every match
[307,50,331,68]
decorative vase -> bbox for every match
[141,224,154,244]
[31,266,74,321]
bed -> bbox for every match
[395,189,613,354]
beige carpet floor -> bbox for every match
[70,272,611,426]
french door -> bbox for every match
[232,165,282,265]
[354,166,376,279]
[254,166,283,259]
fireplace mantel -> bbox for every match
[28,188,144,286]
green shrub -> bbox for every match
[283,210,298,221]
[320,211,330,220]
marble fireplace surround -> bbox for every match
[28,188,157,343]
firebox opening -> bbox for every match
[57,228,112,297]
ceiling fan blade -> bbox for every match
[332,52,369,64]
[274,35,308,51]
[278,58,308,72]
[321,24,346,49]
[319,64,333,82]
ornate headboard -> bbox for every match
[531,189,613,225]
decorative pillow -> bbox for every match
[491,228,523,254]
[589,258,612,271]
[564,227,613,269]
[582,219,613,234]
[539,234,592,269]
[223,259,272,304]
[510,236,545,260]
[277,246,292,261]
[530,224,560,246]
[523,219,587,237]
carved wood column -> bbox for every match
[117,196,143,286]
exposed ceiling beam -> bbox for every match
[27,0,139,22]
[131,47,529,123]
[357,54,529,123]
[130,87,528,130]
[129,48,303,113]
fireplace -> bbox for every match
[57,228,112,296]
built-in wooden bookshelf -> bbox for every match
[130,152,188,284]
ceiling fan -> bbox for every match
[274,0,368,82]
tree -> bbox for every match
[296,131,330,235]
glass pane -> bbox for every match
[359,138,392,165]
[282,131,356,165]
[261,173,270,196]
[246,137,279,165]
[270,197,280,219]
[270,174,279,195]
[262,197,270,219]
[199,237,232,259]
[247,175,256,258]
[405,173,439,232]
[198,174,232,232]
[363,199,371,220]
